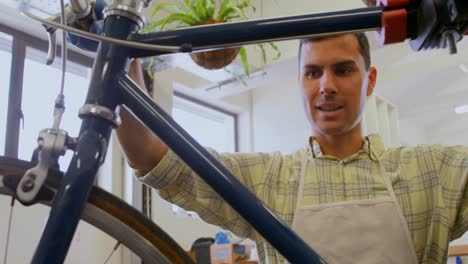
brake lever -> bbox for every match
[42,1,96,65]
[42,6,72,65]
[44,25,57,65]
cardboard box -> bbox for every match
[210,243,248,264]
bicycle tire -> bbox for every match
[0,156,195,264]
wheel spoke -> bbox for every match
[103,241,121,264]
[3,197,15,264]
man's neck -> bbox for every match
[313,127,364,160]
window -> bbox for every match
[0,24,93,164]
[19,47,90,168]
[0,32,12,156]
[0,23,238,220]
[173,95,236,152]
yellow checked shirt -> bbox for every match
[139,135,468,264]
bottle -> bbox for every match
[214,231,230,244]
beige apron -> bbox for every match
[289,148,419,264]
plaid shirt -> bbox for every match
[139,134,468,264]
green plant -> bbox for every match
[143,0,281,77]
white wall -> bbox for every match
[399,118,428,146]
[251,57,310,153]
[426,114,468,146]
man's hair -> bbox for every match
[298,32,371,71]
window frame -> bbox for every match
[0,23,94,158]
[1,23,240,157]
[174,91,239,152]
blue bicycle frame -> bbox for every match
[31,6,383,263]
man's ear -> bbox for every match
[366,67,377,96]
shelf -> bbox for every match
[449,245,468,256]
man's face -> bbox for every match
[298,34,376,136]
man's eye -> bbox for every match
[335,67,353,76]
[306,70,321,79]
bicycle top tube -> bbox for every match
[130,7,383,57]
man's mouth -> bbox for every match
[316,104,344,112]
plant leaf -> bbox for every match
[236,6,248,20]
[205,0,216,19]
[236,0,252,19]
[151,3,184,17]
[219,7,237,20]
[269,42,281,60]
[217,0,232,20]
[179,0,201,19]
[224,67,247,86]
[145,13,198,32]
[142,18,167,33]
[165,13,198,28]
[236,0,251,9]
[195,0,208,21]
[146,57,155,80]
[258,43,267,64]
[223,15,240,20]
[223,6,247,20]
[239,46,250,76]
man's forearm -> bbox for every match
[115,59,168,174]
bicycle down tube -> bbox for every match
[31,5,383,264]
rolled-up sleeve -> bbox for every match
[138,148,275,238]
[431,145,468,240]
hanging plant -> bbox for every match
[142,0,281,77]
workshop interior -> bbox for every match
[0,0,468,263]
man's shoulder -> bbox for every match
[233,148,306,158]
[382,143,468,162]
[384,144,442,156]
[386,143,467,152]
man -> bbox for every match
[117,33,468,264]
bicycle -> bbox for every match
[1,0,467,263]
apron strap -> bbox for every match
[291,148,310,227]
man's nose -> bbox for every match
[319,71,338,95]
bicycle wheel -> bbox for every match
[0,156,194,264]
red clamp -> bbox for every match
[377,0,410,7]
[376,9,408,45]
[374,0,416,45]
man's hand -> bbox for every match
[361,0,377,7]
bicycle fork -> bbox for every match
[31,12,141,264]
